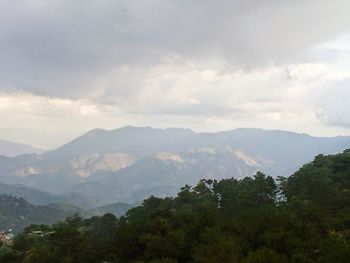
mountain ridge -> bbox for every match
[1,126,350,205]
[0,139,43,157]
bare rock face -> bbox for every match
[234,150,261,167]
[155,152,183,163]
[70,153,134,177]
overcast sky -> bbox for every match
[1,0,350,148]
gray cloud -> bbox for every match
[1,0,350,100]
[317,78,350,128]
[0,0,350,141]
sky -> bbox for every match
[1,0,350,148]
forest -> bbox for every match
[1,150,349,263]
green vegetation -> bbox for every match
[1,150,350,262]
[89,202,132,217]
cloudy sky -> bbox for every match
[1,0,350,148]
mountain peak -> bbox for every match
[83,128,107,137]
[46,126,195,159]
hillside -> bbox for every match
[46,126,195,159]
[0,196,83,233]
[0,127,350,205]
[0,139,43,157]
[72,150,257,203]
[0,190,130,233]
[5,150,350,263]
[0,182,104,209]
[0,183,57,205]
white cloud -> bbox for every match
[1,0,350,146]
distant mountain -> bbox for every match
[0,126,350,205]
[0,127,78,149]
[0,152,134,194]
[0,182,103,209]
[163,128,350,176]
[0,139,43,157]
[72,149,257,203]
[0,186,131,232]
[0,195,83,233]
[13,150,350,263]
[47,126,195,159]
[0,182,57,205]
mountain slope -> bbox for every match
[0,127,350,205]
[0,139,43,157]
[46,126,195,159]
[0,195,83,233]
[0,182,103,209]
[79,149,256,203]
[0,182,57,205]
[11,150,350,263]
[165,128,350,175]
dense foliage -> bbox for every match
[1,150,350,262]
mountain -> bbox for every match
[0,185,131,232]
[164,128,350,176]
[9,150,350,263]
[0,139,43,157]
[0,127,78,149]
[0,182,57,205]
[46,126,195,159]
[0,182,103,209]
[0,152,134,194]
[72,149,257,203]
[0,195,83,233]
[0,127,350,205]
[0,127,195,194]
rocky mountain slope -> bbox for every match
[0,127,350,204]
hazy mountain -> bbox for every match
[0,195,83,233]
[0,127,78,149]
[0,126,350,205]
[0,185,131,231]
[72,149,258,203]
[0,182,57,205]
[0,194,132,233]
[0,126,194,194]
[0,152,134,194]
[164,128,350,176]
[0,139,43,157]
[0,182,103,209]
[46,126,195,159]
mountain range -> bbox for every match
[1,126,350,205]
[0,184,131,232]
[0,195,83,233]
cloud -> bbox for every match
[316,78,350,128]
[1,0,350,99]
[1,0,350,143]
